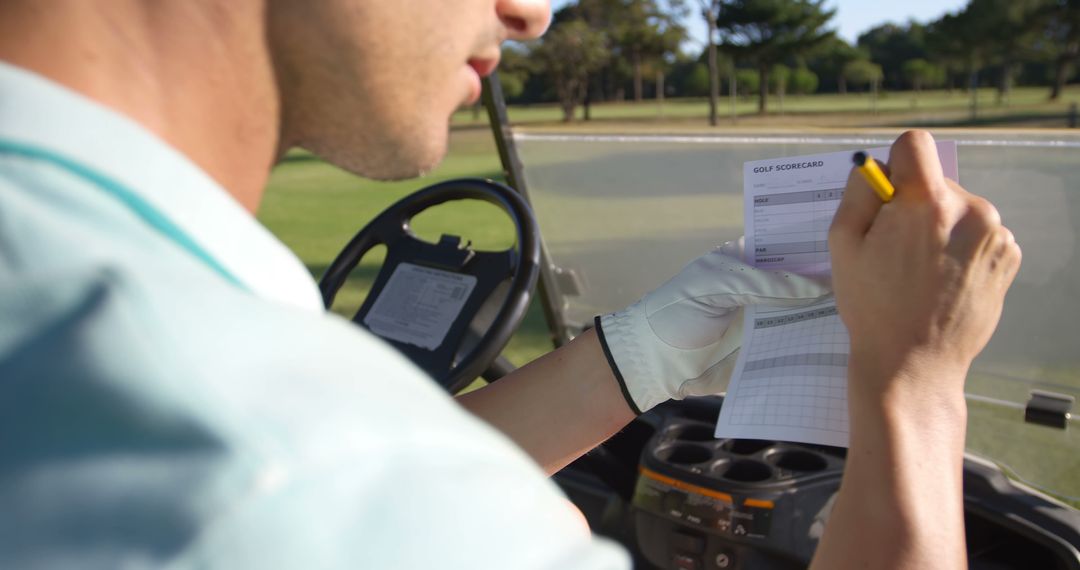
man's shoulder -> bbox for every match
[0,152,630,570]
[0,151,458,445]
[0,249,626,569]
[0,152,168,273]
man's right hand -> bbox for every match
[829,130,1022,404]
[811,130,1022,570]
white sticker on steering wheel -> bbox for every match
[363,262,477,350]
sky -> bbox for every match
[550,0,971,48]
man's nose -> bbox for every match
[496,0,551,41]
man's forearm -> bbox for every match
[456,329,636,474]
[809,357,969,570]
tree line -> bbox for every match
[496,0,1080,122]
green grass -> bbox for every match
[453,85,1080,128]
[966,397,1080,508]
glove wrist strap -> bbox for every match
[594,315,645,416]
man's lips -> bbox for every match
[467,57,500,78]
[461,56,500,106]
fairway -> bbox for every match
[454,86,1080,129]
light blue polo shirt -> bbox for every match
[0,61,628,569]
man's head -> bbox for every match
[268,0,550,181]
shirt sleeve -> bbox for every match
[0,260,630,570]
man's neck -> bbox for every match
[0,0,279,212]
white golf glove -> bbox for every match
[595,241,829,414]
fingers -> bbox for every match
[887,130,947,202]
[946,195,1000,260]
[829,164,885,248]
[649,249,829,313]
[831,130,955,250]
[704,264,831,308]
[987,225,1022,286]
[999,227,1023,283]
[719,236,746,260]
[941,183,1022,292]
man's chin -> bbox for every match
[304,133,448,183]
[361,157,443,181]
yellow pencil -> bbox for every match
[852,151,895,203]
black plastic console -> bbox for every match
[621,399,1080,570]
[633,415,844,569]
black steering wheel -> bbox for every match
[319,178,541,394]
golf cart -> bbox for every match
[318,76,1080,569]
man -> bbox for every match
[0,1,1019,569]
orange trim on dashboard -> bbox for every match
[639,467,733,503]
[743,498,775,509]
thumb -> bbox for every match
[695,259,831,310]
[830,161,886,254]
[642,250,829,349]
[719,236,747,260]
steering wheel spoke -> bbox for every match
[320,179,540,393]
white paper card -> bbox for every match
[715,142,959,447]
[364,262,477,350]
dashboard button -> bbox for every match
[671,531,705,554]
[672,554,700,570]
[714,551,735,568]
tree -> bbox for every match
[927,8,993,121]
[843,59,883,91]
[926,13,978,95]
[680,62,712,96]
[700,0,723,125]
[1042,0,1080,100]
[857,22,928,90]
[558,0,687,104]
[715,0,836,114]
[925,0,1045,115]
[769,63,790,112]
[768,64,790,94]
[735,68,760,95]
[804,35,863,93]
[610,0,687,103]
[531,21,610,122]
[901,58,943,108]
[788,66,819,94]
[966,0,1047,104]
[902,58,934,92]
[497,46,535,101]
[843,58,883,113]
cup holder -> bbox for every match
[768,450,828,473]
[721,439,773,456]
[676,404,721,423]
[722,460,774,482]
[671,424,716,442]
[657,444,714,466]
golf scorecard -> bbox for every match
[714,142,959,447]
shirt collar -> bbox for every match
[0,61,325,313]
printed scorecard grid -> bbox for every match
[726,300,851,444]
[752,187,843,273]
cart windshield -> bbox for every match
[514,128,1080,506]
